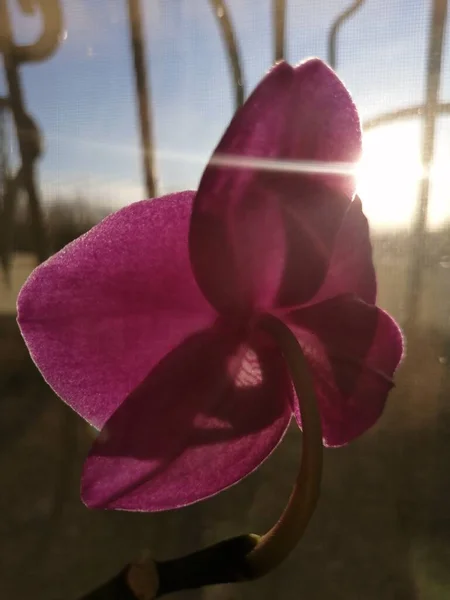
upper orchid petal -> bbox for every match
[286,295,403,446]
[81,326,292,511]
[274,59,362,308]
[288,59,361,198]
[189,59,362,318]
[189,61,293,317]
[17,192,216,430]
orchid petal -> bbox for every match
[17,192,216,430]
[274,59,362,308]
[81,326,292,511]
[307,196,376,306]
[286,295,403,446]
[288,59,362,198]
[189,60,293,316]
[190,59,362,317]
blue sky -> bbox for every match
[1,0,449,228]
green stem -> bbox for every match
[245,314,323,576]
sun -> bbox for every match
[356,120,450,230]
[356,122,423,230]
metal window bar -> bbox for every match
[328,0,448,326]
[210,0,245,108]
[405,0,448,326]
[0,0,63,273]
[127,0,157,199]
[0,0,446,308]
[273,0,286,62]
[328,0,365,70]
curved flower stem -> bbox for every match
[246,314,323,576]
[80,316,323,599]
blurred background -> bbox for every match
[1,1,450,598]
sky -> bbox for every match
[1,0,449,230]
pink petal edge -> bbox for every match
[17,191,216,429]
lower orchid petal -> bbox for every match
[17,192,216,430]
[81,326,292,511]
[286,295,404,446]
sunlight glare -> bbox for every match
[428,154,450,228]
[356,123,424,229]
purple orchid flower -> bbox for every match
[17,58,403,513]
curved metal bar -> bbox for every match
[0,0,51,264]
[0,171,21,280]
[154,315,322,593]
[363,103,450,131]
[0,106,12,280]
[10,0,64,63]
[406,0,448,327]
[0,2,73,582]
[273,0,286,62]
[126,0,157,198]
[209,0,245,108]
[328,0,365,69]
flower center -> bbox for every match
[231,347,263,389]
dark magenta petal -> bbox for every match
[17,192,216,430]
[274,59,362,308]
[306,196,376,306]
[274,180,351,308]
[81,326,292,511]
[286,295,403,446]
[189,61,293,316]
[189,59,362,317]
